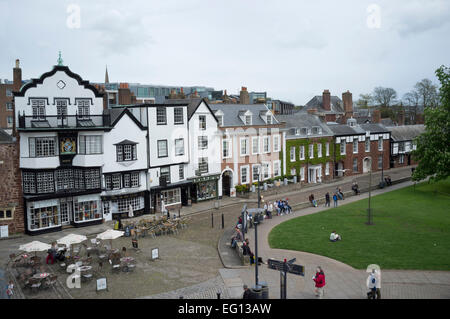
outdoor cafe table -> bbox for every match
[33,272,50,279]
[120,257,135,263]
[79,266,92,272]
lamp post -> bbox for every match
[255,165,261,286]
[367,166,373,225]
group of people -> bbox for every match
[46,242,67,264]
[311,187,345,209]
[384,176,392,186]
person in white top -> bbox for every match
[366,269,381,299]
[329,231,342,242]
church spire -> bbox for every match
[105,65,109,84]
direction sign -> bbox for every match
[268,258,305,276]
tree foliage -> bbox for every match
[372,87,397,107]
[412,66,450,182]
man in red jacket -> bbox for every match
[313,266,326,298]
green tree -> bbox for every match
[372,87,397,107]
[412,66,450,182]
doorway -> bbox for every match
[363,157,372,173]
[221,171,232,196]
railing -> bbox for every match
[18,113,111,129]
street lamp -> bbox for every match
[367,164,374,225]
[255,165,261,286]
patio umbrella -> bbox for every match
[96,229,124,249]
[19,241,51,256]
[366,264,381,273]
[57,234,88,255]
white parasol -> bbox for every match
[19,241,51,256]
[366,264,381,273]
[57,233,87,247]
[96,229,124,249]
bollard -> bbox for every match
[178,209,181,218]
[211,213,214,228]
[221,213,224,229]
[217,292,221,299]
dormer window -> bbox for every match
[266,115,272,124]
[115,140,137,162]
[214,110,224,126]
[295,128,300,136]
[313,127,322,135]
[240,110,253,125]
[301,128,308,135]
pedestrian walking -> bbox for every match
[242,285,252,299]
[312,266,326,298]
[325,192,330,207]
[333,193,338,207]
[6,280,14,299]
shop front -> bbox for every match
[150,181,192,214]
[24,193,103,235]
[189,174,220,203]
[101,191,148,220]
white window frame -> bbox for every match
[198,136,208,150]
[199,115,206,130]
[300,166,305,181]
[318,143,322,158]
[309,144,314,159]
[300,145,305,160]
[252,136,259,155]
[222,139,232,159]
[325,162,330,175]
[240,165,250,184]
[365,139,370,152]
[340,141,346,155]
[263,136,270,153]
[174,107,184,124]
[273,160,281,177]
[378,137,383,151]
[353,140,358,154]
[273,135,280,152]
[290,146,296,162]
[157,140,168,158]
[326,142,330,157]
[175,138,185,156]
[240,137,249,156]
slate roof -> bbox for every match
[388,125,425,142]
[166,98,203,119]
[0,128,15,143]
[304,95,344,114]
[359,123,390,134]
[326,122,365,136]
[276,112,334,137]
[208,103,280,127]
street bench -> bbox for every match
[235,241,251,266]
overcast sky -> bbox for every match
[1,0,449,105]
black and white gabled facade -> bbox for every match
[15,65,109,234]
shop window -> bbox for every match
[29,205,59,230]
[74,200,100,222]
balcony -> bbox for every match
[18,113,111,130]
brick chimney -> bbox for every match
[13,59,22,93]
[118,83,132,105]
[398,109,405,126]
[372,109,381,123]
[322,89,331,111]
[342,90,353,120]
[240,86,250,104]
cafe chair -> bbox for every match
[82,273,93,283]
[43,275,58,289]
[29,277,42,293]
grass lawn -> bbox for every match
[268,178,450,270]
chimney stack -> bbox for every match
[240,86,250,104]
[307,108,317,115]
[322,89,331,111]
[342,90,353,120]
[13,58,22,93]
[372,109,381,123]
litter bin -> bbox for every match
[251,285,262,299]
[259,281,269,299]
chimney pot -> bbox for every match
[15,59,20,68]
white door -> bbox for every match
[363,158,372,173]
[60,198,72,225]
[317,167,322,183]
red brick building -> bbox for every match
[0,59,22,134]
[0,129,24,235]
[328,118,390,177]
[388,125,424,168]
